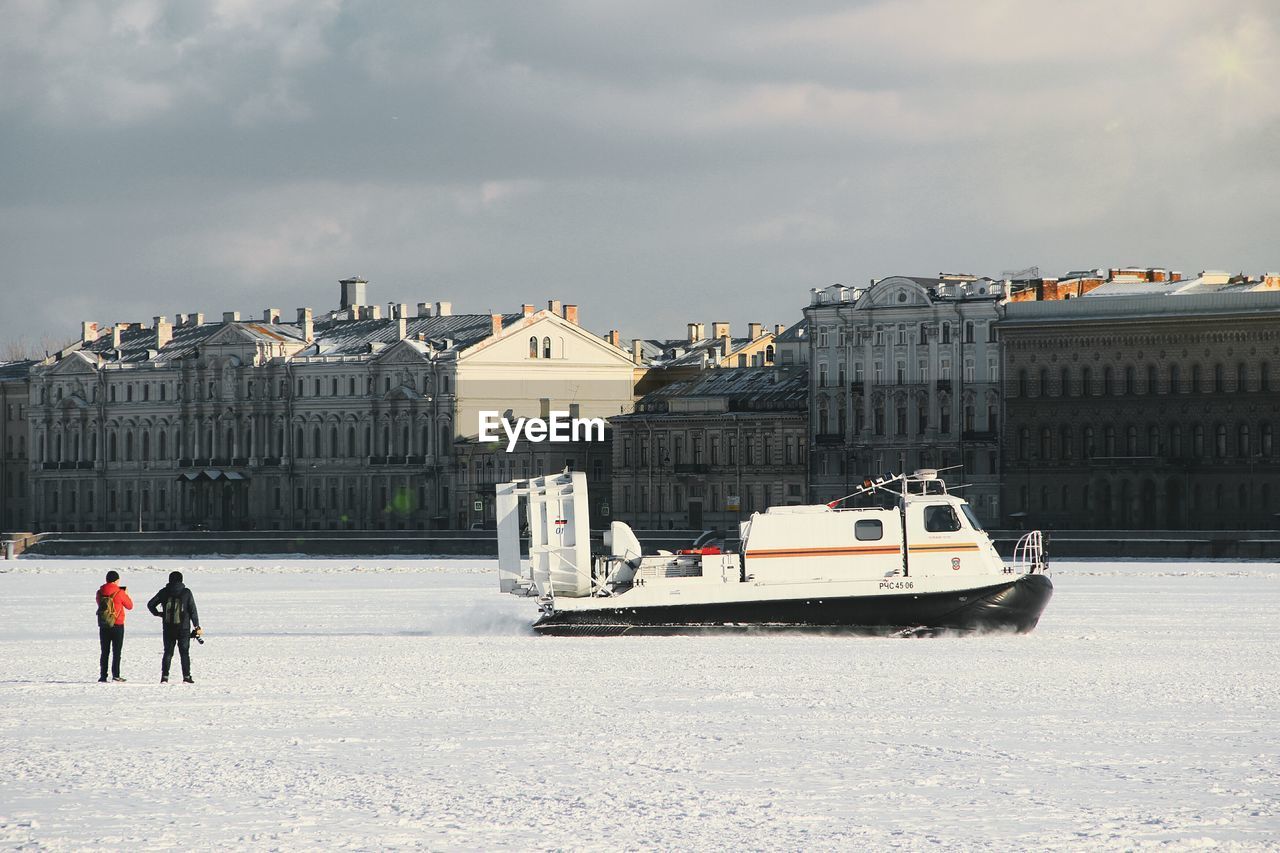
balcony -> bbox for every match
[261,457,282,467]
[674,463,709,475]
[814,433,845,446]
[935,379,952,392]
[961,429,999,442]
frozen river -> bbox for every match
[1,558,1277,850]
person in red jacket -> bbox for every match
[95,570,133,682]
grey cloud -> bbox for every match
[2,0,1278,352]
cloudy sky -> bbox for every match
[2,0,1278,352]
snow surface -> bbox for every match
[1,558,1277,851]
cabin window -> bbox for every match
[960,504,984,531]
[854,519,883,541]
[923,504,961,533]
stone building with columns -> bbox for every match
[999,291,1280,530]
[25,281,635,532]
[804,275,1005,523]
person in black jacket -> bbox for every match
[147,571,202,684]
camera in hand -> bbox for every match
[191,629,205,645]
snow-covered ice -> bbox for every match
[1,558,1277,850]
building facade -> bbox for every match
[25,283,635,532]
[804,275,1004,523]
[999,291,1280,529]
[610,366,808,532]
[1,361,34,531]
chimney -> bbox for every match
[548,299,562,317]
[81,321,99,343]
[339,277,368,310]
[748,322,763,339]
[564,305,579,325]
[774,324,785,336]
[223,311,240,323]
[369,304,383,320]
[154,316,173,349]
[395,303,409,320]
[175,313,187,327]
[417,302,433,318]
[192,313,204,326]
[608,330,622,348]
[397,317,409,340]
[631,339,644,365]
[297,308,314,342]
[713,321,730,340]
[687,322,701,343]
[111,323,126,349]
[490,313,503,337]
[522,303,535,318]
[435,301,452,317]
[264,308,281,324]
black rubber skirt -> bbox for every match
[533,573,1054,636]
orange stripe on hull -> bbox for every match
[745,542,983,559]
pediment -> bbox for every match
[203,325,259,347]
[45,351,100,375]
[861,278,931,309]
[373,339,431,364]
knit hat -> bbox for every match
[169,571,183,584]
[106,571,120,583]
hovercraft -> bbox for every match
[496,469,1051,636]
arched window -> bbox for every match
[1213,364,1224,393]
[348,427,358,457]
[1082,367,1093,397]
[1148,425,1160,455]
[1124,366,1135,395]
[1170,424,1182,458]
[1125,425,1137,455]
[1193,425,1204,456]
[1083,426,1095,459]
[542,337,552,359]
[1215,424,1227,457]
[529,336,539,358]
[382,425,391,455]
[1104,425,1115,456]
[1017,427,1029,460]
[109,433,118,462]
[1102,366,1114,396]
[225,427,235,457]
[313,426,322,458]
[1060,424,1073,459]
[1262,363,1271,392]
[1264,422,1274,457]
[124,432,134,462]
[1040,427,1052,460]
[1239,423,1250,457]
[1037,368,1048,397]
[1170,364,1181,394]
[295,426,305,457]
[1017,369,1028,397]
[1237,363,1248,393]
[402,425,410,455]
[440,424,451,455]
[141,431,150,461]
[765,345,775,363]
[331,427,339,458]
[1191,364,1202,393]
[421,425,431,456]
[1146,364,1157,394]
[159,432,167,460]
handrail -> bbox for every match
[1011,530,1048,575]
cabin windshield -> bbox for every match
[960,503,985,531]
